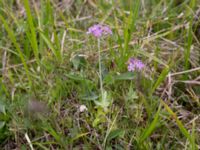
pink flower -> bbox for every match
[128,58,145,72]
[87,24,112,38]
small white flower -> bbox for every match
[185,22,190,29]
[79,105,88,112]
[177,12,184,18]
[164,17,168,21]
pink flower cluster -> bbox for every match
[128,58,145,72]
[87,24,146,71]
[87,24,112,38]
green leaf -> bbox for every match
[0,103,6,114]
[94,90,112,109]
[81,93,99,101]
[92,109,106,127]
[104,74,115,85]
[70,132,89,143]
[114,72,135,80]
[0,121,5,129]
[71,55,86,70]
[139,105,161,143]
[43,125,65,147]
[107,129,125,142]
[65,73,88,82]
[127,85,138,101]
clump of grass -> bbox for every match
[0,0,200,149]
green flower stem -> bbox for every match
[98,38,103,98]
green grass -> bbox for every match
[0,0,200,149]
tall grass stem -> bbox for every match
[98,39,103,99]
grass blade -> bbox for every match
[0,14,32,86]
[161,99,197,149]
[191,121,196,150]
[123,0,140,58]
[23,0,39,62]
[184,21,193,70]
[39,30,62,62]
[150,53,177,95]
[151,66,169,94]
[139,104,161,143]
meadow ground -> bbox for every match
[0,0,200,149]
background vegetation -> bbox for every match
[0,0,200,149]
